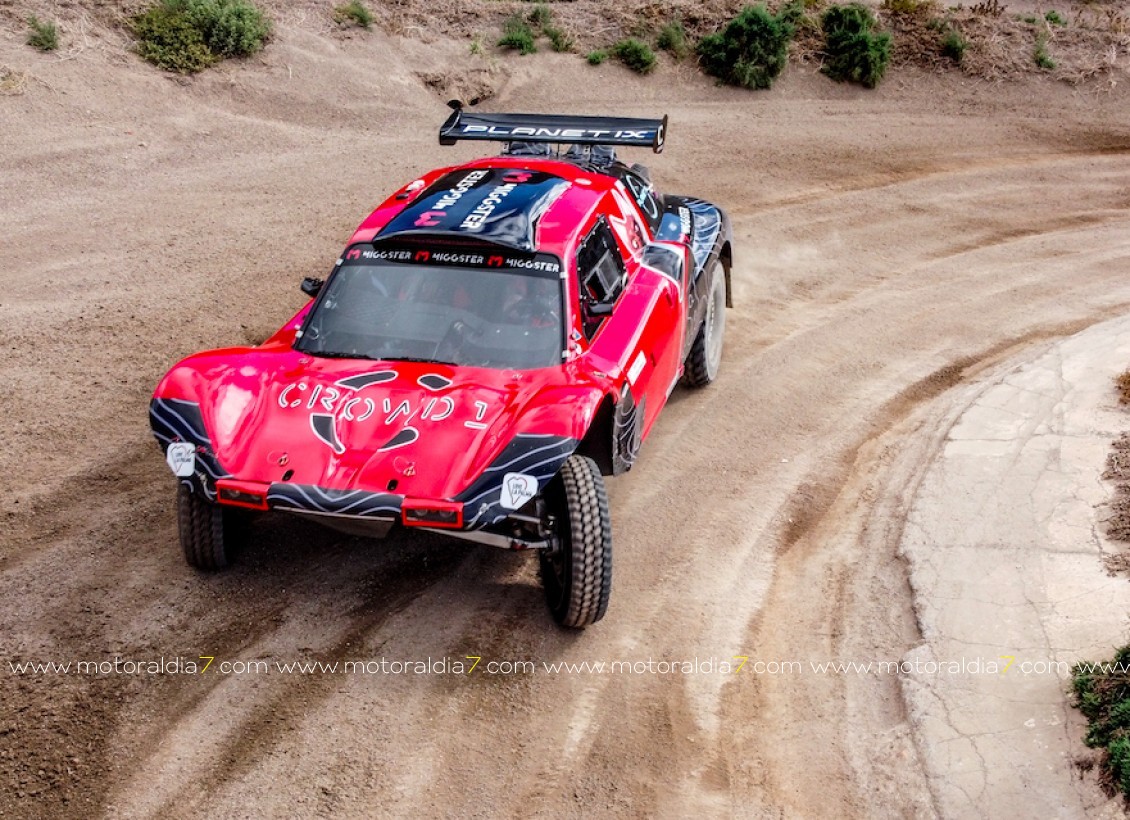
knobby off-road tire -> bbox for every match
[539,455,613,628]
[177,483,232,570]
[684,261,727,387]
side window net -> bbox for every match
[578,218,625,304]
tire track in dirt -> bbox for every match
[126,528,471,818]
[2,440,472,819]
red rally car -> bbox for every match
[151,105,732,627]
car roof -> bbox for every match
[349,155,627,262]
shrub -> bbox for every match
[586,49,608,65]
[545,25,574,53]
[186,0,270,57]
[1034,31,1055,69]
[697,5,796,90]
[657,21,690,59]
[821,4,891,87]
[778,0,808,27]
[132,5,216,72]
[499,14,537,54]
[26,16,59,51]
[941,29,967,62]
[333,1,373,29]
[1073,645,1130,799]
[612,38,657,74]
[131,0,270,72]
[1045,10,1066,26]
[529,3,552,28]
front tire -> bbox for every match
[177,484,234,570]
[684,262,727,387]
[539,455,613,628]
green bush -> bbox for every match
[1044,9,1066,26]
[821,4,891,88]
[131,0,270,72]
[657,21,690,59]
[499,14,537,54]
[1034,31,1055,69]
[545,25,574,52]
[529,3,552,28]
[778,0,809,27]
[697,5,795,90]
[1073,645,1130,798]
[941,29,967,62]
[132,6,216,72]
[26,16,59,51]
[612,38,657,74]
[333,0,373,29]
[586,49,608,65]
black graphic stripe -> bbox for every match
[682,198,723,275]
[310,413,345,454]
[337,371,397,390]
[149,398,232,499]
[418,374,452,391]
[267,484,403,518]
[457,434,576,529]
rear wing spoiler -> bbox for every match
[439,103,667,154]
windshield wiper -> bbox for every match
[303,349,376,360]
[299,347,457,366]
[391,356,458,365]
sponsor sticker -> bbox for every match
[499,473,539,510]
[166,442,196,477]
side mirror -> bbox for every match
[301,277,323,298]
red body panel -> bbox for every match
[153,153,694,510]
[155,343,612,501]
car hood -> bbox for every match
[156,348,598,501]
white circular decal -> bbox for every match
[500,473,538,510]
[166,442,196,477]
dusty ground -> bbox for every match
[3,6,1130,818]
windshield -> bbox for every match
[295,246,564,370]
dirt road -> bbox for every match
[3,18,1130,818]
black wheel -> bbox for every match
[684,262,727,388]
[539,455,613,628]
[177,484,235,570]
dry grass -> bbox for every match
[0,66,29,95]
[1103,434,1130,567]
[1101,369,1130,568]
[877,1,1130,82]
[1117,369,1130,404]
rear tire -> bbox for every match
[177,484,233,570]
[539,455,612,628]
[684,262,726,388]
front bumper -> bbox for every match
[225,480,548,549]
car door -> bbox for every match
[578,212,683,441]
